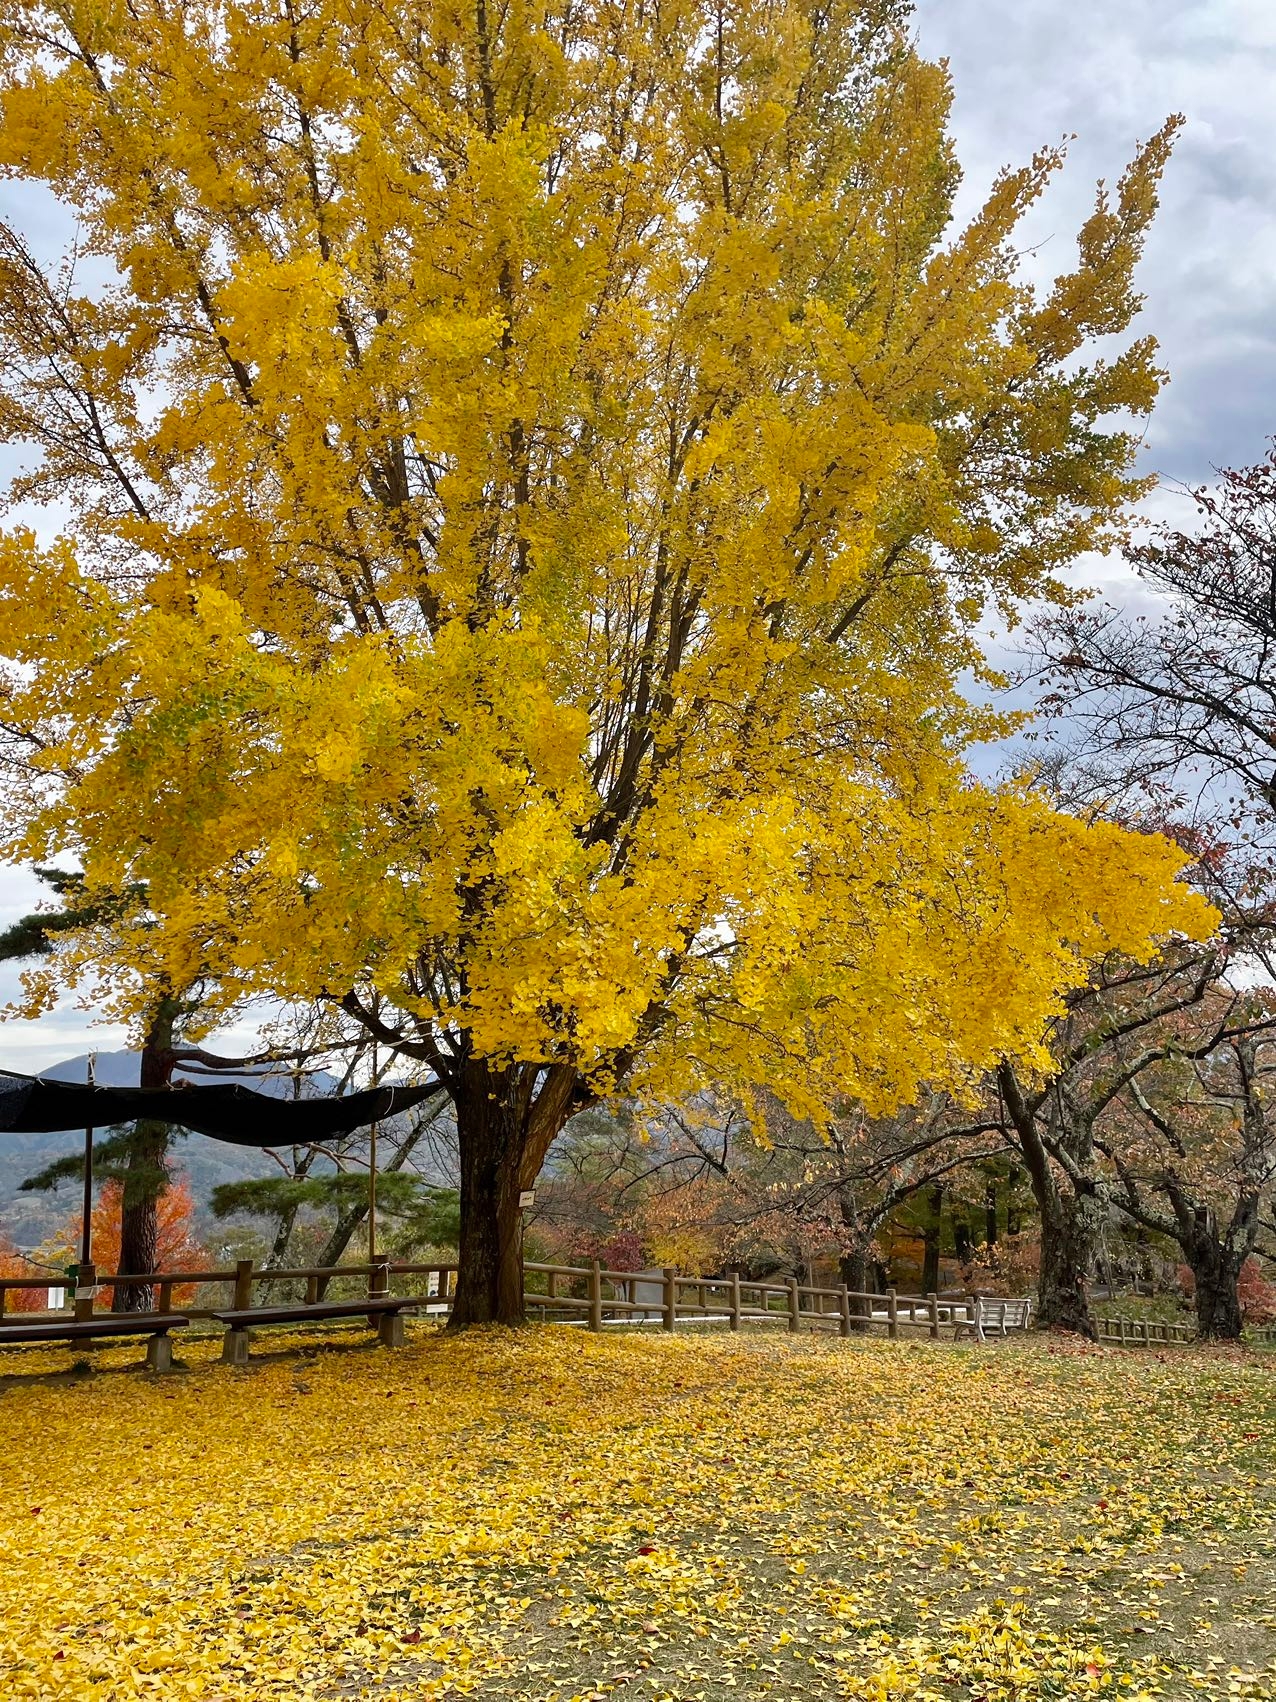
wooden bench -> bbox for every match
[0,1313,189,1371]
[210,1295,425,1364]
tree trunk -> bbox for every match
[984,1178,998,1246]
[1192,1260,1244,1340]
[448,1061,579,1328]
[267,1201,303,1270]
[838,1246,874,1329]
[953,1217,971,1265]
[1007,1165,1023,1236]
[1167,1128,1262,1342]
[113,1000,178,1312]
[1037,1189,1099,1338]
[1181,1221,1245,1341]
[998,1064,1098,1339]
[922,1184,944,1294]
[113,1119,169,1311]
[451,1091,527,1326]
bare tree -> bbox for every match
[1032,443,1276,940]
[1095,1009,1276,1338]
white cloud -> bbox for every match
[914,0,1276,479]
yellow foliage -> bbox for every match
[0,1329,1273,1698]
[0,0,1208,1143]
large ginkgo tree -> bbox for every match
[0,0,1214,1321]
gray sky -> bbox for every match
[915,0,1276,485]
[2,0,1274,1066]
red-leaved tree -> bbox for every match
[64,1177,207,1307]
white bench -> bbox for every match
[951,1296,1032,1341]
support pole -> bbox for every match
[368,1039,378,1266]
[74,1054,97,1322]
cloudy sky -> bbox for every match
[1,0,1274,1067]
[915,0,1276,484]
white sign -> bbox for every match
[518,1190,536,1209]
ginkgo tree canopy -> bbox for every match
[0,0,1215,1318]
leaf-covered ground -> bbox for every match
[2,1326,1274,1701]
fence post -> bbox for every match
[0,1285,7,1321]
[838,1283,852,1339]
[662,1267,676,1332]
[158,1279,174,1316]
[1118,1316,1128,1346]
[367,1256,391,1328]
[787,1277,801,1335]
[729,1271,741,1332]
[233,1259,254,1311]
[547,1268,558,1302]
[927,1292,939,1340]
[886,1287,898,1342]
[588,1260,603,1332]
[74,1259,97,1322]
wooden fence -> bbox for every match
[14,1263,1273,1352]
[1,1258,1032,1342]
[524,1264,1033,1340]
[0,1260,456,1320]
[1095,1314,1194,1346]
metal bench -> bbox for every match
[210,1295,424,1364]
[0,1312,190,1370]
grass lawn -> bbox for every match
[2,1327,1275,1701]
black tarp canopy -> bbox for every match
[0,1070,440,1146]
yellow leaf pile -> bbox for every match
[2,1329,1274,1700]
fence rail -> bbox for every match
[2,1257,1033,1343]
[0,1259,457,1321]
[7,1264,1264,1352]
[1095,1314,1195,1346]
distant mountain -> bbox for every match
[0,1050,342,1246]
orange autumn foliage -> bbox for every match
[0,1236,55,1312]
[65,1177,207,1304]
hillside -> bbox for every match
[0,1051,337,1246]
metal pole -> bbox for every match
[73,1054,99,1321]
[80,1053,96,1265]
[368,1117,377,1265]
[367,1039,378,1265]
